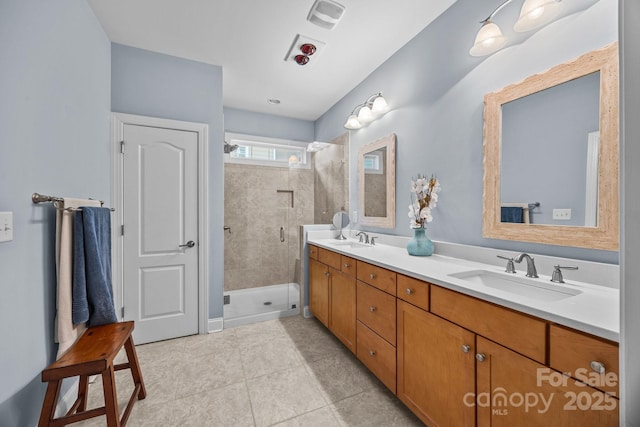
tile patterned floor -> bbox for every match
[76,316,424,426]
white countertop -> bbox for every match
[308,237,619,342]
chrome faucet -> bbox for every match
[513,253,538,278]
[356,231,369,244]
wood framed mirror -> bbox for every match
[483,43,619,250]
[359,133,396,228]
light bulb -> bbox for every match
[344,114,362,130]
[469,21,506,57]
[371,95,389,116]
[514,0,562,32]
[357,105,374,123]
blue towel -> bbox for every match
[501,206,524,223]
[72,207,117,327]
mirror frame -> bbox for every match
[482,43,619,251]
[359,133,396,228]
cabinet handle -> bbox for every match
[590,361,606,374]
[369,273,376,279]
[369,306,376,313]
[406,288,414,295]
[324,271,330,277]
[475,353,486,362]
[344,263,350,268]
[461,344,471,353]
[369,350,376,357]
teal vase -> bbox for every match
[406,227,434,256]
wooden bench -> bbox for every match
[38,321,146,427]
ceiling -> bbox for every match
[87,0,457,121]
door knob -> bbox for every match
[179,240,195,248]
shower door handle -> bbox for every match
[179,240,195,248]
[280,227,285,242]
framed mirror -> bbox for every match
[483,43,619,250]
[359,133,396,228]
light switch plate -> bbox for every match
[0,212,13,242]
[552,208,572,220]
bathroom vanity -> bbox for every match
[307,239,619,426]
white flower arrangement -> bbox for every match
[408,174,440,229]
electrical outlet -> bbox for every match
[0,212,13,242]
[352,210,358,223]
[552,209,572,220]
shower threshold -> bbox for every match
[223,282,300,329]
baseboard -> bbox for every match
[208,317,224,333]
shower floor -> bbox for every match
[223,283,300,328]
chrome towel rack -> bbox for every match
[32,192,114,211]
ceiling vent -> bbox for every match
[307,0,346,30]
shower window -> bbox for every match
[225,133,309,169]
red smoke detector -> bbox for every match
[284,35,325,67]
[294,54,310,65]
[300,43,317,55]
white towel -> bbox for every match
[55,197,101,358]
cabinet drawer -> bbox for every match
[341,255,357,277]
[550,325,619,395]
[357,281,396,345]
[431,286,546,363]
[357,321,396,393]
[309,244,319,260]
[318,247,342,270]
[397,275,430,311]
[357,261,397,295]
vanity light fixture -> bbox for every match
[470,0,563,57]
[343,93,389,130]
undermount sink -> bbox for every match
[328,241,371,249]
[448,270,583,302]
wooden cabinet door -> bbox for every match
[397,300,476,427]
[476,337,618,427]
[329,268,356,353]
[309,258,329,327]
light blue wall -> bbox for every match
[0,0,111,425]
[224,107,315,142]
[111,44,225,319]
[315,0,618,264]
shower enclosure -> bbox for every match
[223,132,349,328]
[222,135,314,327]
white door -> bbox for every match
[122,124,199,344]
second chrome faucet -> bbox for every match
[497,253,538,278]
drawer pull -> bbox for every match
[369,306,376,313]
[344,263,350,268]
[369,350,376,357]
[406,288,414,295]
[461,344,471,353]
[590,361,606,374]
[475,353,486,362]
[369,273,376,279]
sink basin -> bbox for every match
[327,241,371,249]
[448,270,582,302]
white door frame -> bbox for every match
[110,112,209,336]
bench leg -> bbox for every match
[38,379,61,427]
[102,365,121,427]
[77,374,89,412]
[124,336,146,400]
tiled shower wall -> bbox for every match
[314,133,349,224]
[224,163,314,291]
